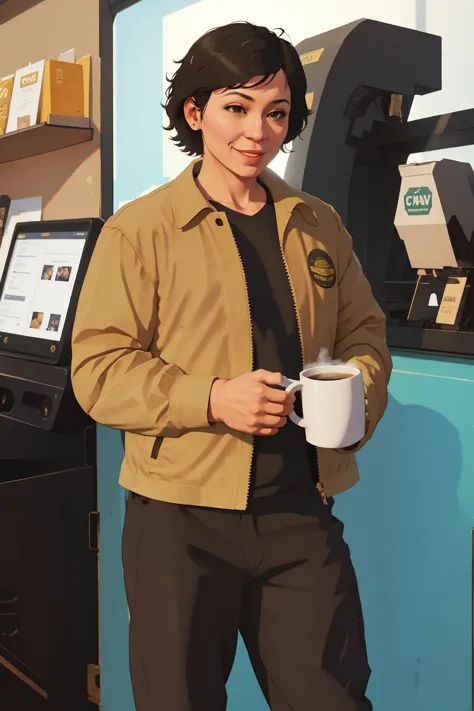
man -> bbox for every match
[71,21,392,711]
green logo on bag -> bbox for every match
[404,186,433,215]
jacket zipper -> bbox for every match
[278,242,324,502]
[223,218,255,510]
[234,244,256,509]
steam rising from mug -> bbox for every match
[304,347,345,370]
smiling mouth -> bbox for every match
[236,149,265,157]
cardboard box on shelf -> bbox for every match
[39,59,84,123]
[5,56,89,133]
[0,75,14,135]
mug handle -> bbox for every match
[281,377,305,428]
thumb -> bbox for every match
[255,369,283,386]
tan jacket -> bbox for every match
[71,159,392,508]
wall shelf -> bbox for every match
[0,115,93,165]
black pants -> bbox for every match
[122,491,372,711]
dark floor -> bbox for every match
[0,666,98,711]
[0,667,50,711]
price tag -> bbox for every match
[436,277,467,326]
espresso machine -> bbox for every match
[285,18,474,356]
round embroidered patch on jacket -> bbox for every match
[307,249,336,288]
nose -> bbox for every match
[243,114,266,142]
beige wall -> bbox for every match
[0,0,107,219]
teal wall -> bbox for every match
[336,354,474,711]
[97,353,474,711]
[97,2,474,708]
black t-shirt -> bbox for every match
[210,189,318,512]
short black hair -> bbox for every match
[163,21,311,156]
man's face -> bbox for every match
[191,69,291,178]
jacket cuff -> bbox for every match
[169,374,218,430]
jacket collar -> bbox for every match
[169,158,319,230]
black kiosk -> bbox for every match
[0,217,103,710]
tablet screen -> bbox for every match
[0,228,87,342]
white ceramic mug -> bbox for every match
[282,364,365,449]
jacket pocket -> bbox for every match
[151,437,164,460]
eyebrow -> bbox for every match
[222,90,290,105]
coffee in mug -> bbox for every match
[308,372,353,381]
[281,364,365,449]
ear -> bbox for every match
[183,97,201,131]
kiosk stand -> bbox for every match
[0,0,114,707]
[0,219,103,710]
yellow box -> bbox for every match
[0,75,14,135]
[39,59,84,123]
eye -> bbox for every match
[224,104,246,114]
[269,110,287,120]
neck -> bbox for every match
[195,153,267,212]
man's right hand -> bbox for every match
[208,369,295,436]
